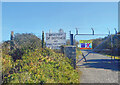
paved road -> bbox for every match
[76,51,119,83]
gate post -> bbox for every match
[64,46,76,69]
[70,34,73,45]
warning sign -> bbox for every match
[79,40,92,49]
[46,29,66,49]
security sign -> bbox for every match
[79,40,92,49]
[46,32,66,49]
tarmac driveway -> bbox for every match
[76,51,119,84]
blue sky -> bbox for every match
[2,2,118,41]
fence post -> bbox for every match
[110,35,113,61]
[10,31,14,50]
[112,35,116,60]
[42,31,44,48]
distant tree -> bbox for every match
[66,39,79,46]
[14,33,41,50]
[9,33,41,61]
[92,35,120,56]
[92,39,102,49]
[74,40,79,47]
[66,39,70,45]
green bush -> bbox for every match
[14,33,41,50]
[2,48,79,83]
[2,33,42,61]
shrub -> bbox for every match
[2,48,79,83]
[14,33,41,50]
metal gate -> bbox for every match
[70,28,120,64]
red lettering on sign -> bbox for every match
[86,43,90,48]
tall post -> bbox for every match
[114,28,117,34]
[76,28,78,35]
[69,31,71,45]
[70,34,73,45]
[42,31,44,48]
[112,36,115,60]
[74,35,76,45]
[11,31,14,40]
[10,31,14,50]
[111,35,113,61]
[91,28,94,35]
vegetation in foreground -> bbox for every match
[2,33,79,83]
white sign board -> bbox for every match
[46,33,66,49]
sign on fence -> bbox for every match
[79,40,92,49]
[46,29,66,49]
